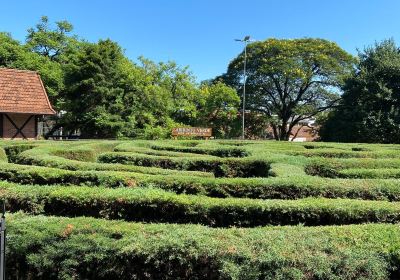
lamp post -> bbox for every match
[235,36,251,140]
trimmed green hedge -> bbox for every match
[0,148,6,162]
[2,140,400,279]
[98,152,271,177]
[305,158,400,179]
[3,144,36,163]
[51,142,117,162]
[6,214,400,279]
[3,182,400,227]
[3,163,400,201]
[339,168,400,179]
[306,158,400,172]
[148,143,250,157]
[14,147,212,177]
[293,147,400,159]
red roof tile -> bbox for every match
[0,68,56,115]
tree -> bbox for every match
[0,32,64,108]
[26,16,74,60]
[137,57,199,125]
[222,38,355,140]
[62,39,130,138]
[320,39,400,143]
[0,16,245,139]
[0,32,24,66]
[60,40,194,139]
[196,81,240,137]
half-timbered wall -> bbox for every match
[0,113,38,139]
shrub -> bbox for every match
[0,148,6,162]
[14,146,211,177]
[5,213,400,279]
[3,144,36,163]
[98,152,270,178]
[3,182,400,227]
[149,143,250,157]
[305,158,400,179]
[4,163,400,201]
[2,139,400,280]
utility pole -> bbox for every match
[235,36,252,139]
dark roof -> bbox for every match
[0,68,56,115]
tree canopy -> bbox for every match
[6,17,399,143]
[222,38,355,140]
[0,17,239,139]
[26,16,75,60]
[320,39,400,143]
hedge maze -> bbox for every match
[1,140,400,279]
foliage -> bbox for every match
[0,32,64,106]
[3,140,400,201]
[26,15,75,60]
[3,17,400,280]
[320,39,400,143]
[221,38,355,140]
[1,139,400,278]
[0,17,239,139]
[61,39,131,138]
[0,147,6,162]
[196,81,240,137]
[3,182,400,227]
[6,214,400,280]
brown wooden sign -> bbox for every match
[172,127,212,137]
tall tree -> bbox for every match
[0,16,245,139]
[222,38,355,140]
[138,57,199,125]
[320,39,400,143]
[26,16,74,61]
[62,39,129,138]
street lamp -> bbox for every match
[235,36,252,140]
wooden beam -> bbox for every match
[35,116,38,139]
[0,114,3,138]
[4,114,33,140]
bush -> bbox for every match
[14,146,211,177]
[6,213,400,279]
[4,163,400,201]
[2,139,400,279]
[149,143,250,157]
[338,168,400,179]
[305,158,400,179]
[0,148,6,162]
[3,144,36,163]
[98,152,270,178]
[3,182,400,227]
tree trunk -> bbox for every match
[274,117,292,141]
[271,124,279,140]
[279,120,289,141]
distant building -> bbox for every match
[288,117,318,142]
[264,117,318,142]
[0,68,56,139]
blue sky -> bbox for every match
[0,0,399,81]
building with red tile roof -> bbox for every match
[0,68,56,139]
